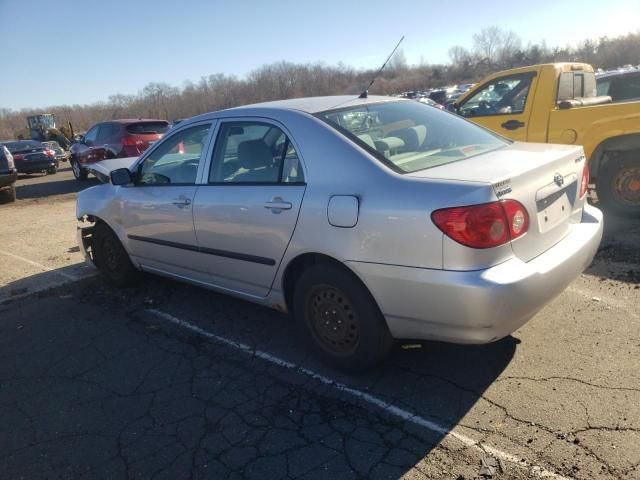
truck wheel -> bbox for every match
[293,263,394,372]
[71,158,88,181]
[92,223,139,287]
[596,152,640,218]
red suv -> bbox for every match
[70,119,169,180]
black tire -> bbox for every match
[596,152,640,218]
[92,223,139,287]
[47,165,57,175]
[71,158,88,181]
[0,183,16,203]
[293,263,394,372]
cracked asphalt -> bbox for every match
[0,168,639,479]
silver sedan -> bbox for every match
[77,96,603,371]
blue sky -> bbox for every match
[1,0,638,110]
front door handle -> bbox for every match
[264,197,292,212]
[501,119,525,130]
[172,196,191,207]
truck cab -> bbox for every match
[454,63,640,217]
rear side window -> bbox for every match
[557,71,597,101]
[209,121,304,184]
[126,122,170,134]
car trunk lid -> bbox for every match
[409,142,587,262]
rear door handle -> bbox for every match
[172,196,191,207]
[264,197,292,212]
[501,120,525,130]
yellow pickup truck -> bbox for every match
[452,63,640,216]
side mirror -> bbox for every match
[110,168,133,186]
[447,103,459,113]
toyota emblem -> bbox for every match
[554,173,564,187]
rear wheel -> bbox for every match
[92,223,139,287]
[293,264,393,372]
[596,152,640,218]
[47,165,57,175]
[71,158,88,181]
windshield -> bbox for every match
[318,100,507,173]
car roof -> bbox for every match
[100,119,170,124]
[596,69,639,79]
[223,95,404,115]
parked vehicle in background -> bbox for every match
[416,97,445,110]
[0,145,18,202]
[428,89,447,105]
[77,95,602,371]
[70,119,170,181]
[0,140,58,175]
[452,62,640,217]
[596,68,640,103]
[41,141,70,162]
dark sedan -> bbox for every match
[0,145,18,202]
[1,140,58,175]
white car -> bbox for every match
[77,96,603,371]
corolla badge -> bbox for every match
[554,173,564,187]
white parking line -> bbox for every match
[0,249,79,281]
[147,308,569,480]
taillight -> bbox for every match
[44,149,55,158]
[13,154,24,161]
[579,164,589,199]
[431,200,529,249]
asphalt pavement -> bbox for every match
[0,167,638,479]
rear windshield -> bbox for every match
[126,121,170,135]
[317,100,507,173]
[2,140,43,152]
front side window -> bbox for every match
[137,123,211,185]
[318,100,507,174]
[209,121,304,184]
[459,74,533,117]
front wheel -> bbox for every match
[0,183,16,203]
[596,152,640,218]
[71,158,88,181]
[293,264,393,372]
[92,223,139,287]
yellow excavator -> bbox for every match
[16,114,75,151]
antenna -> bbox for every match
[359,36,405,99]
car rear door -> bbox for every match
[118,122,214,279]
[192,119,306,297]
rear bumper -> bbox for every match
[347,204,603,344]
[0,170,17,188]
[15,158,57,173]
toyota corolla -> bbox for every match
[76,96,603,371]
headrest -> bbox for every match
[237,139,273,170]
[388,125,427,150]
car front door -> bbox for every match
[457,72,536,141]
[193,119,306,297]
[118,122,214,279]
[75,124,101,165]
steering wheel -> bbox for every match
[477,100,496,114]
